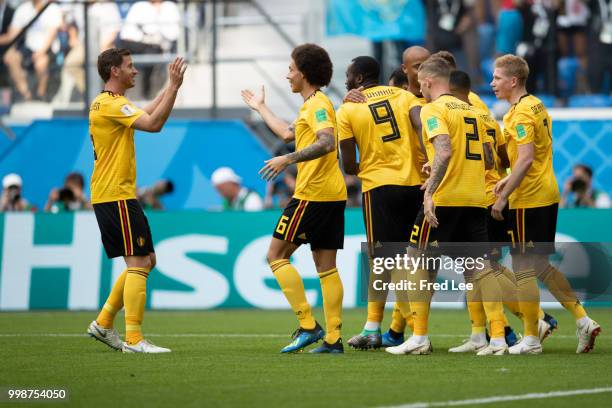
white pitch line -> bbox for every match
[380,387,612,408]
[0,333,579,339]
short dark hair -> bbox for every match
[350,56,380,84]
[65,172,85,189]
[389,67,408,88]
[449,70,471,93]
[97,48,131,82]
[291,44,333,87]
[432,51,456,68]
[575,164,593,178]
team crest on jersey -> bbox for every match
[427,117,439,132]
[315,109,328,123]
[516,124,527,139]
[120,104,136,116]
[137,236,146,247]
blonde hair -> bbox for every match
[494,54,529,85]
[418,56,452,80]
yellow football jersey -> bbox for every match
[337,86,422,192]
[469,91,489,113]
[421,94,488,208]
[477,109,506,206]
[292,91,347,202]
[503,94,560,209]
[89,92,144,204]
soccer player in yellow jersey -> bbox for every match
[386,57,508,356]
[491,54,601,354]
[86,49,187,353]
[335,56,424,350]
[241,44,347,353]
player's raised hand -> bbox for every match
[259,155,290,181]
[168,57,187,89]
[241,86,265,111]
[424,195,438,228]
[343,87,366,104]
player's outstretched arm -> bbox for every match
[241,86,295,142]
[259,128,335,181]
[340,138,359,175]
[491,142,534,220]
[134,57,187,133]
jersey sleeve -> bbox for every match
[506,109,535,145]
[421,103,449,141]
[469,92,489,113]
[336,105,354,141]
[103,97,145,128]
[308,99,335,133]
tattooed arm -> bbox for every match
[423,134,451,228]
[483,142,494,170]
[259,128,335,181]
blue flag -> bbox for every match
[326,0,425,42]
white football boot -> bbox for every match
[538,319,553,342]
[385,336,432,355]
[508,336,542,355]
[122,339,171,354]
[477,342,508,356]
[576,318,601,354]
[449,339,487,353]
[87,320,123,351]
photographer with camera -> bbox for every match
[45,172,91,213]
[1,173,34,212]
[560,164,611,208]
[138,179,174,210]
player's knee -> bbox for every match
[149,253,157,270]
[266,250,283,265]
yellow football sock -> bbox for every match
[390,302,410,333]
[538,308,545,320]
[366,301,385,324]
[474,269,505,339]
[465,276,487,334]
[96,269,127,328]
[516,269,540,337]
[319,268,343,344]
[408,268,431,336]
[124,267,149,345]
[494,266,521,318]
[270,259,316,330]
[538,264,587,320]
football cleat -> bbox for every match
[576,318,601,354]
[87,320,123,351]
[122,339,171,353]
[381,330,404,347]
[347,329,382,350]
[309,339,344,354]
[476,343,508,356]
[385,337,432,355]
[448,339,487,353]
[508,338,542,355]
[505,326,521,347]
[280,322,325,353]
[538,312,558,342]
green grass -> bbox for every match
[0,308,610,408]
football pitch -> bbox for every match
[0,308,610,408]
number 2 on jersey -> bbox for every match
[463,117,482,161]
[368,101,400,143]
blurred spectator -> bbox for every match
[493,0,525,55]
[557,0,589,92]
[138,179,174,210]
[118,0,180,99]
[586,0,612,93]
[388,67,409,90]
[517,0,559,95]
[44,172,91,213]
[0,0,62,101]
[0,0,15,88]
[475,0,496,59]
[53,0,121,104]
[560,164,611,208]
[426,0,480,83]
[211,167,263,211]
[1,173,34,211]
[264,165,296,209]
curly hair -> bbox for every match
[291,44,333,87]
